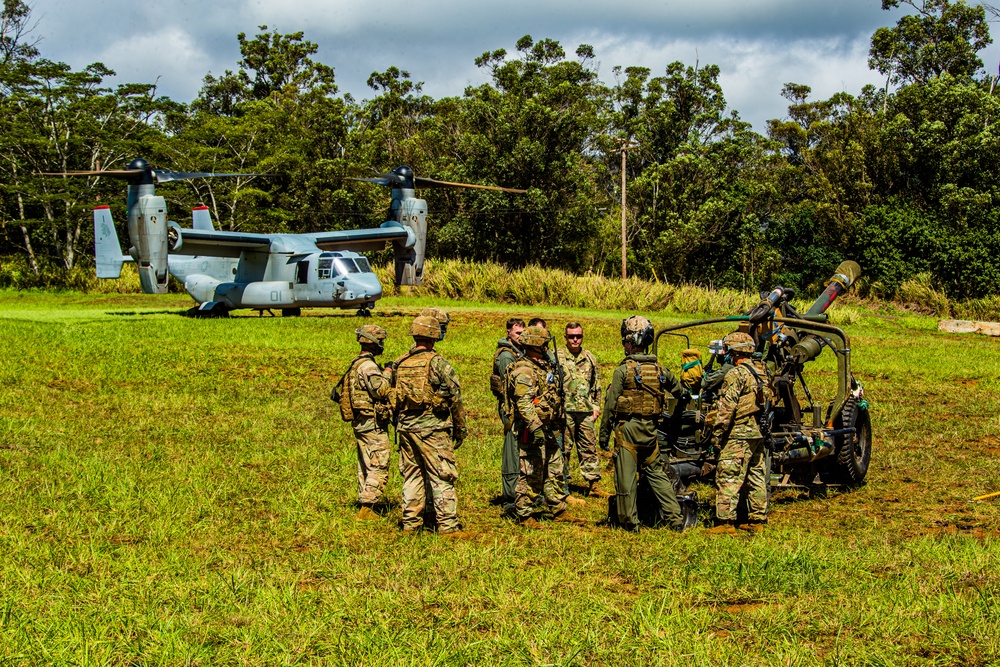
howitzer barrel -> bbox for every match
[806,261,861,316]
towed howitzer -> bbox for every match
[654,261,872,491]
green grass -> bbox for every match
[1,290,999,665]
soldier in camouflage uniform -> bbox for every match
[599,316,685,532]
[707,332,774,534]
[492,318,525,504]
[385,314,468,535]
[506,325,569,525]
[332,324,393,520]
[420,307,451,340]
[557,322,608,498]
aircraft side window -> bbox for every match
[296,260,310,284]
[356,257,371,272]
[318,257,333,280]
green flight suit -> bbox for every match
[599,353,684,530]
[494,338,523,503]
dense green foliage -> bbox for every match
[3,0,1000,300]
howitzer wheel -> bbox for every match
[827,396,871,486]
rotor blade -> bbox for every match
[348,175,404,187]
[413,176,526,194]
[37,169,144,179]
[152,169,262,183]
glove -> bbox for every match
[599,439,610,452]
[453,428,466,449]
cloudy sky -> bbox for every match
[21,0,1000,132]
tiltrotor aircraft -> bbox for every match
[44,159,523,316]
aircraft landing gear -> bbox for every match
[356,308,372,317]
[281,308,301,317]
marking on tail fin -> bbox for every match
[191,205,214,231]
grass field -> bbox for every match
[1,289,998,666]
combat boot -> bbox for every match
[706,520,738,535]
[566,495,587,506]
[517,517,543,529]
[355,505,379,521]
[587,481,612,499]
[439,529,472,539]
[738,520,766,534]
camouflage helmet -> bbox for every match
[723,331,756,354]
[621,315,654,349]
[520,325,552,348]
[356,324,387,346]
[419,307,450,340]
[409,315,441,340]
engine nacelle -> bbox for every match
[390,193,427,286]
[127,194,169,294]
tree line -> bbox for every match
[1,0,998,300]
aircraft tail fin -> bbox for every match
[93,206,133,279]
[191,205,214,230]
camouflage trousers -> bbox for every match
[564,411,601,483]
[398,430,460,532]
[512,427,568,520]
[353,425,391,505]
[613,444,683,530]
[715,437,769,522]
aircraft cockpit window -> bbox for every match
[356,257,371,272]
[334,258,360,274]
[317,257,334,280]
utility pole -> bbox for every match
[616,138,637,279]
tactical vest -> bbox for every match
[394,350,451,412]
[614,358,668,418]
[506,357,562,425]
[332,360,357,422]
[733,361,774,421]
[490,343,520,400]
[348,355,377,416]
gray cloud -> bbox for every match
[24,0,1000,131]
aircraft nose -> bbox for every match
[348,273,382,300]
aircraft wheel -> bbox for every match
[356,308,372,317]
[281,308,301,317]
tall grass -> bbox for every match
[6,255,1000,320]
[377,259,760,314]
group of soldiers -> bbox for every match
[334,307,773,535]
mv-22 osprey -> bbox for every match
[46,159,523,316]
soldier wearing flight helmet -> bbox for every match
[599,315,686,532]
[332,324,393,520]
